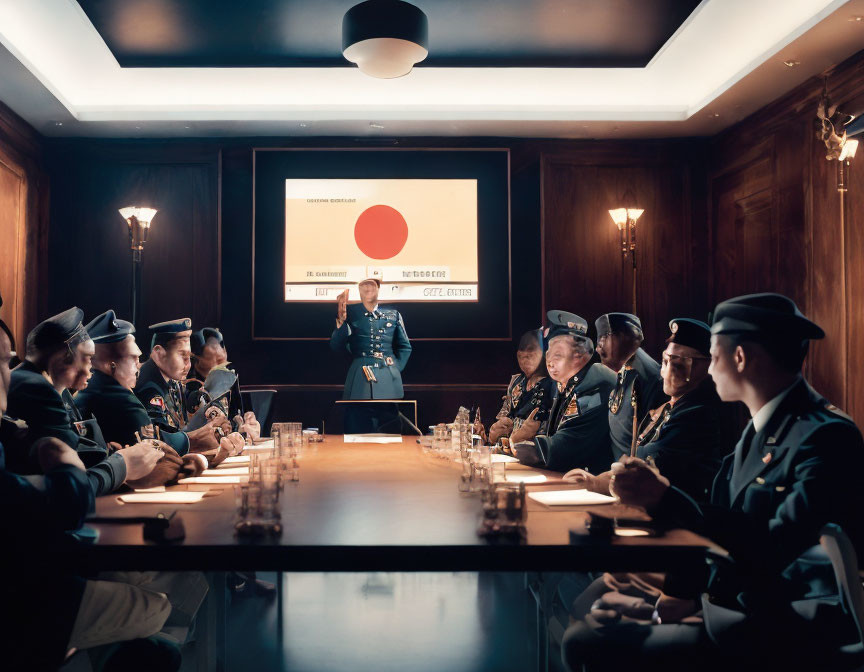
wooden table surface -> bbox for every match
[74,436,718,572]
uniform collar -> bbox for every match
[752,377,800,432]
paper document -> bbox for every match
[177,476,243,484]
[118,491,206,504]
[502,473,547,484]
[133,486,166,493]
[491,454,519,464]
[528,490,618,506]
[221,456,251,464]
[344,434,403,444]
[199,467,249,476]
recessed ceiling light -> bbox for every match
[184,125,190,129]
[299,122,308,128]
[53,121,63,126]
[369,122,385,129]
[783,60,801,67]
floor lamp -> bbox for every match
[609,207,644,315]
[119,206,158,327]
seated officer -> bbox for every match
[186,327,259,438]
[596,312,666,461]
[5,308,162,494]
[513,316,616,474]
[562,294,864,671]
[564,318,727,502]
[488,328,556,445]
[134,319,243,458]
[74,310,207,480]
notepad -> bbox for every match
[118,491,206,504]
[177,476,243,484]
[528,490,618,506]
[344,434,402,444]
[200,467,249,476]
[221,456,251,465]
[504,473,547,484]
[491,454,519,464]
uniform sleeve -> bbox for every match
[133,381,177,434]
[85,451,127,496]
[0,463,94,536]
[8,381,80,470]
[496,375,519,419]
[392,313,412,371]
[330,321,351,353]
[532,403,613,473]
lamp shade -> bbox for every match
[840,139,859,161]
[342,0,428,78]
[119,207,158,226]
[608,208,643,229]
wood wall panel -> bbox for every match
[0,101,46,348]
[709,47,864,424]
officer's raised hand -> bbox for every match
[234,411,260,442]
[335,289,349,328]
[488,416,514,445]
[609,456,669,509]
[221,432,245,456]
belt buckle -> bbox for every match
[385,356,394,366]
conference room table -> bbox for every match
[77,435,718,572]
[77,435,721,672]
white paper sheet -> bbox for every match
[133,486,166,493]
[344,434,403,444]
[528,490,618,506]
[221,456,251,465]
[199,467,249,476]
[177,476,243,484]
[503,473,547,484]
[118,491,206,504]
[491,454,519,464]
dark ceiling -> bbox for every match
[76,0,702,68]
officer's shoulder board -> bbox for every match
[823,402,853,422]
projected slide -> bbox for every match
[283,179,478,302]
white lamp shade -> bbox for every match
[608,208,628,229]
[119,207,158,226]
[840,139,859,161]
[343,37,427,78]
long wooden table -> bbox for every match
[75,436,718,572]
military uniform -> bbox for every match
[330,302,412,399]
[524,361,616,474]
[563,294,864,670]
[134,357,190,433]
[496,372,557,434]
[4,308,126,494]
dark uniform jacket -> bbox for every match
[524,362,617,474]
[496,373,557,434]
[634,376,727,502]
[75,369,189,455]
[655,378,864,612]
[5,361,127,494]
[134,358,190,434]
[608,348,665,461]
[0,443,92,670]
[330,303,412,399]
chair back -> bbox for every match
[820,523,864,645]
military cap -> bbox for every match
[149,318,192,350]
[666,318,711,356]
[190,327,223,356]
[546,310,590,341]
[595,312,643,338]
[358,276,381,288]
[85,310,135,344]
[711,293,824,341]
[204,364,237,402]
[29,307,89,352]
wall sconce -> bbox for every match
[609,207,643,314]
[838,139,858,192]
[119,206,158,327]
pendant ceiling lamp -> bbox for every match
[342,0,428,79]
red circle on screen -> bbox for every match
[354,205,408,259]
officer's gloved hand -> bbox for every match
[125,442,183,488]
[235,411,260,442]
[118,442,164,482]
[488,417,514,445]
[179,453,207,479]
[509,408,541,444]
[222,432,245,456]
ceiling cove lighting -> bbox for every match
[342,0,428,79]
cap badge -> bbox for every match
[671,322,679,334]
[567,321,575,328]
[762,452,773,465]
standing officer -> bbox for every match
[330,278,412,399]
[514,315,616,474]
[562,293,864,671]
[595,312,665,461]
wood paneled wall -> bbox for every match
[0,101,48,348]
[708,49,864,424]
